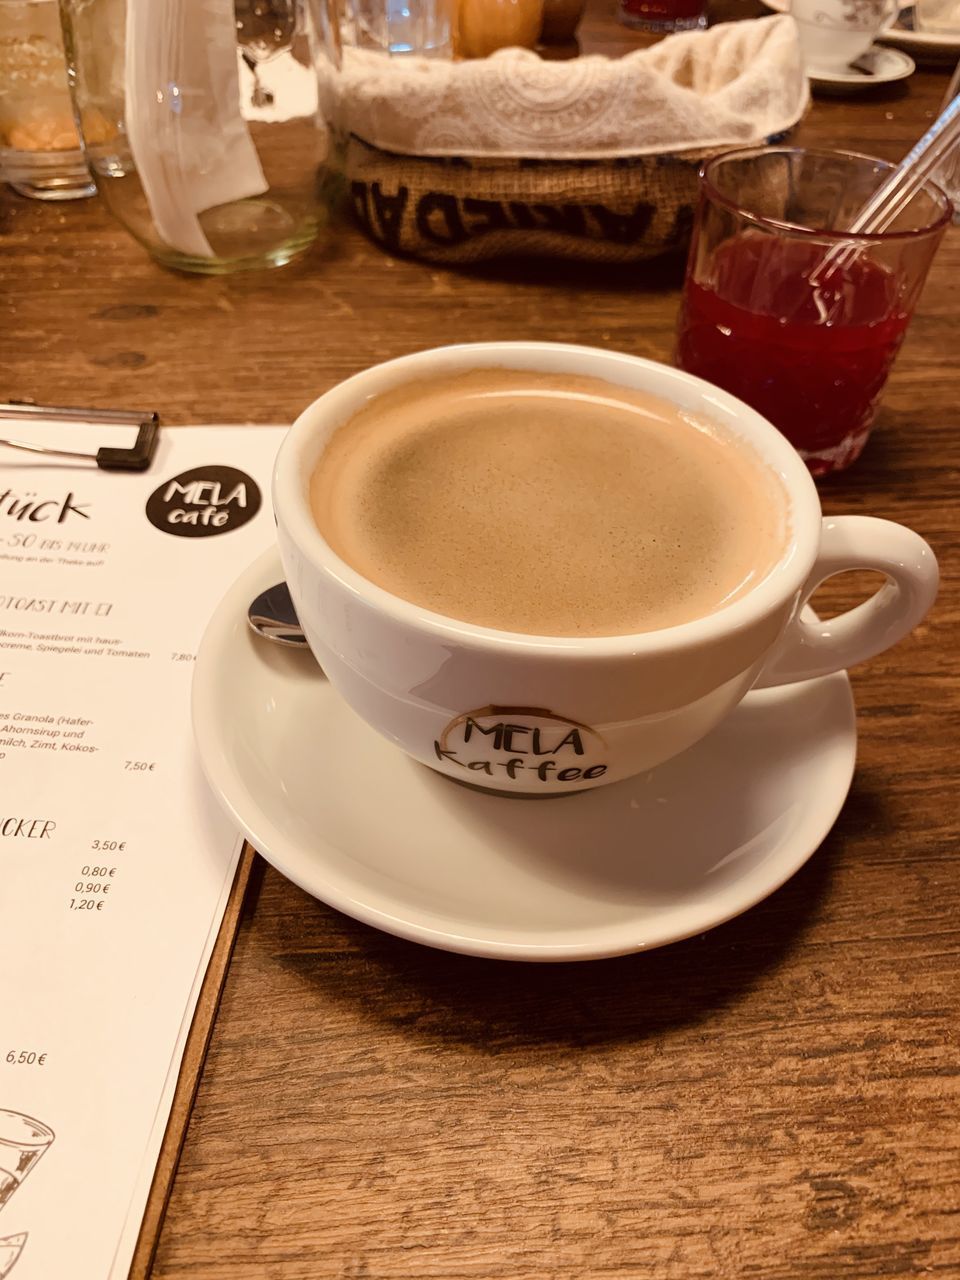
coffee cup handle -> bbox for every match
[754,516,938,689]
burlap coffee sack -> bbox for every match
[345,136,733,263]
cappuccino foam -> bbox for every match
[309,369,786,637]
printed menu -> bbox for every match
[0,422,285,1279]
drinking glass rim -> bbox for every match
[701,145,953,243]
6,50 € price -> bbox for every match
[5,1050,47,1066]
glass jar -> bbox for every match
[60,0,340,272]
[0,0,93,199]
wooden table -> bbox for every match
[3,4,958,1276]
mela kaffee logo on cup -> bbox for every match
[146,466,261,537]
[434,706,609,785]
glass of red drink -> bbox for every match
[619,0,706,34]
[675,147,951,475]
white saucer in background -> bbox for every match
[192,550,857,963]
[809,46,916,92]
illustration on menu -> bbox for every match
[0,1109,55,1276]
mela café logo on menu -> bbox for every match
[145,466,261,538]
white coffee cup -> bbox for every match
[791,0,897,72]
[274,343,937,796]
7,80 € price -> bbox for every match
[5,1050,47,1066]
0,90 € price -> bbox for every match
[70,866,116,912]
[5,1050,47,1066]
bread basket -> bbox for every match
[320,15,809,263]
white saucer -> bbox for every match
[762,0,960,59]
[809,46,916,92]
[192,550,857,962]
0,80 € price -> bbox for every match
[5,1050,47,1066]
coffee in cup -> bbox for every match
[308,368,788,638]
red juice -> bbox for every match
[676,233,912,475]
[620,0,705,30]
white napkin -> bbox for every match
[318,15,808,160]
[125,0,268,258]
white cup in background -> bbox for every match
[791,0,897,72]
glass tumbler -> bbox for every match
[675,147,950,476]
[619,0,706,34]
[0,0,93,199]
[59,0,339,273]
[345,0,455,54]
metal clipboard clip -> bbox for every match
[0,403,161,472]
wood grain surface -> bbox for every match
[2,3,958,1277]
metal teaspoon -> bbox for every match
[247,581,309,647]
